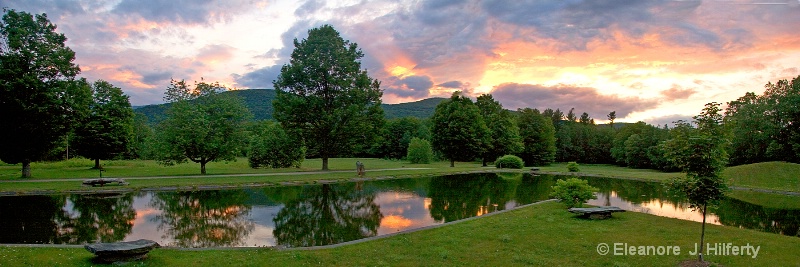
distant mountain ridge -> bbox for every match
[134,89,445,124]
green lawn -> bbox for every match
[0,158,490,193]
[536,163,683,181]
[722,161,800,193]
[1,201,797,266]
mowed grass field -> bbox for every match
[0,158,490,193]
[1,201,797,267]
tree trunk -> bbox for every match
[201,161,207,175]
[94,158,102,170]
[699,203,707,262]
[322,157,329,171]
[482,158,487,167]
[450,159,455,167]
[22,159,31,178]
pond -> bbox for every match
[0,173,797,248]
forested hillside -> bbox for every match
[135,89,445,124]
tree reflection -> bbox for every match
[150,190,254,247]
[427,173,516,223]
[273,183,383,247]
[59,193,136,243]
[0,195,68,244]
[713,197,799,237]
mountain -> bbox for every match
[134,89,444,124]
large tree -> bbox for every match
[475,94,522,166]
[273,25,384,171]
[154,79,250,174]
[72,80,134,169]
[665,102,728,263]
[516,108,556,166]
[431,91,490,167]
[0,10,87,177]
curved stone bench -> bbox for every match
[82,178,128,187]
[85,239,160,263]
[568,206,625,220]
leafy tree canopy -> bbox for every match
[154,79,251,174]
[72,79,135,169]
[273,25,384,170]
[0,9,85,177]
[430,91,490,167]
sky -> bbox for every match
[3,0,799,125]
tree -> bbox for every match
[475,94,523,166]
[406,137,433,164]
[607,111,617,128]
[154,79,251,174]
[664,102,728,262]
[375,117,428,159]
[72,80,134,169]
[273,25,384,171]
[430,91,490,167]
[248,121,305,168]
[0,10,86,177]
[550,177,598,208]
[516,108,556,166]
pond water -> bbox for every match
[0,173,797,248]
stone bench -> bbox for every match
[82,178,128,187]
[568,206,625,220]
[85,239,160,263]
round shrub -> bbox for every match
[550,177,598,208]
[406,137,433,164]
[495,155,524,169]
[567,161,580,172]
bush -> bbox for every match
[248,122,305,168]
[567,161,580,172]
[406,137,433,164]
[550,178,598,208]
[495,155,524,169]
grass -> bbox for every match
[0,158,489,193]
[536,162,683,181]
[1,201,797,266]
[722,161,800,193]
[727,190,800,210]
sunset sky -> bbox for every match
[3,0,799,124]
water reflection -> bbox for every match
[0,173,797,247]
[149,190,254,247]
[273,183,382,247]
[428,173,518,222]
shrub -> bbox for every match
[550,177,598,208]
[567,161,580,172]
[406,137,433,164]
[248,122,305,168]
[495,155,524,169]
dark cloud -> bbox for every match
[479,0,731,49]
[438,80,463,88]
[111,0,251,25]
[660,86,697,100]
[232,65,281,89]
[384,75,433,98]
[490,83,658,118]
[141,71,173,85]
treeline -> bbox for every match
[4,9,798,177]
